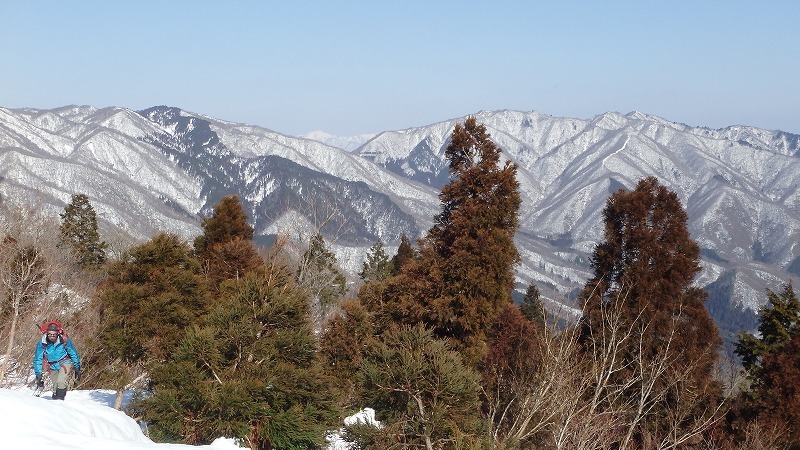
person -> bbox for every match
[33,322,81,400]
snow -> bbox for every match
[0,386,376,449]
[0,387,243,449]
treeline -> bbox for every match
[1,118,799,449]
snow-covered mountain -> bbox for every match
[3,105,798,337]
[303,130,376,152]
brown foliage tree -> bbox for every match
[193,195,254,260]
[481,303,542,447]
[755,333,800,447]
[205,238,263,292]
[390,233,416,275]
[194,196,261,293]
[580,176,722,447]
[387,117,521,364]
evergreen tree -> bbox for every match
[90,233,209,400]
[205,238,263,293]
[135,260,339,448]
[736,282,800,379]
[481,303,542,448]
[390,233,416,275]
[319,298,373,403]
[352,324,483,448]
[753,333,800,446]
[194,195,254,260]
[520,282,545,328]
[388,117,521,364]
[358,241,392,282]
[296,232,347,320]
[194,196,261,292]
[579,176,721,446]
[59,193,107,266]
[734,282,800,445]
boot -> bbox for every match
[54,388,67,400]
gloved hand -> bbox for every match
[74,368,81,383]
[35,374,44,388]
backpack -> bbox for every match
[40,320,69,339]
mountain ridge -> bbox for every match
[2,104,799,339]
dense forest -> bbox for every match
[1,118,799,449]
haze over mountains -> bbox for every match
[2,104,799,339]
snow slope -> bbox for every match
[0,388,242,449]
[0,387,375,450]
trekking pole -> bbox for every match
[31,321,44,396]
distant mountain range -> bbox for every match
[3,105,799,339]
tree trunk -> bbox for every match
[114,388,124,410]
[0,295,20,386]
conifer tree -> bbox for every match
[352,324,483,448]
[520,282,545,328]
[193,195,254,260]
[389,117,521,363]
[90,233,208,404]
[734,282,800,445]
[751,333,800,446]
[296,232,347,321]
[194,196,261,292]
[59,193,107,267]
[319,298,373,402]
[136,258,339,448]
[481,303,542,448]
[579,176,721,446]
[736,282,800,381]
[390,233,416,275]
[358,241,392,282]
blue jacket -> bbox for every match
[33,335,80,377]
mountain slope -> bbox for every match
[3,105,799,338]
[356,110,800,316]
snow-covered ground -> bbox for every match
[0,386,376,449]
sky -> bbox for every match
[0,386,372,449]
[1,1,798,136]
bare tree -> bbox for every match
[483,290,727,450]
[0,202,83,385]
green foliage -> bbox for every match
[90,233,208,388]
[353,324,483,448]
[519,283,545,328]
[296,232,347,309]
[726,304,800,448]
[358,242,392,282]
[735,282,800,441]
[736,282,800,376]
[59,193,107,266]
[194,195,254,260]
[136,260,340,449]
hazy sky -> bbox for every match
[2,1,798,136]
